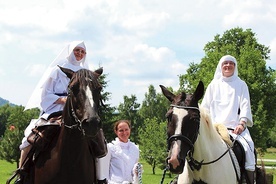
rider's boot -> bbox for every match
[15,145,32,184]
[246,170,255,184]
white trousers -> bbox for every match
[229,128,255,171]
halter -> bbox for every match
[168,104,232,171]
[160,104,200,184]
[64,90,86,135]
[167,104,200,151]
[62,73,101,137]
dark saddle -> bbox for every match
[7,112,63,184]
[230,135,259,184]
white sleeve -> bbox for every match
[96,145,111,180]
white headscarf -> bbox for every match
[214,55,238,81]
[25,41,89,110]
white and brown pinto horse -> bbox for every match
[160,81,239,184]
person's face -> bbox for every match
[115,122,131,143]
[221,60,235,77]
[73,47,86,61]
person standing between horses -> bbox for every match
[201,55,255,183]
[97,120,142,184]
[17,41,89,183]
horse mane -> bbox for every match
[199,105,232,146]
[71,69,102,90]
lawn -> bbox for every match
[0,159,17,184]
[1,149,275,184]
[0,159,176,184]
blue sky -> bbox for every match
[1,0,275,107]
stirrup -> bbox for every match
[6,168,22,184]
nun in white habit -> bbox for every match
[201,55,255,183]
[19,41,90,168]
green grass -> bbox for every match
[0,159,17,184]
[0,150,275,184]
[140,160,177,184]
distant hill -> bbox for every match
[0,97,16,106]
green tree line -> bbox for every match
[0,27,275,174]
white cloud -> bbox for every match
[0,0,275,107]
[24,64,47,77]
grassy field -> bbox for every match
[1,149,275,184]
[0,159,17,184]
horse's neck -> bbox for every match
[193,116,227,159]
[59,125,96,183]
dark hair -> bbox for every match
[113,120,131,132]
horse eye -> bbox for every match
[166,113,172,122]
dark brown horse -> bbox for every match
[10,67,107,184]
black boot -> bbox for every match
[97,178,107,184]
[246,170,255,184]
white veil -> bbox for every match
[24,41,89,111]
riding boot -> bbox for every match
[246,170,255,184]
[97,178,107,184]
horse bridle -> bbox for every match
[167,104,232,171]
[63,90,86,135]
[167,104,200,152]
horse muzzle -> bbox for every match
[167,156,185,174]
[89,129,108,158]
[82,116,101,137]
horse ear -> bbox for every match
[58,65,74,79]
[193,81,204,101]
[93,67,103,77]
[160,85,175,102]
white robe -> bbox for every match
[20,41,89,150]
[40,61,83,119]
[201,76,253,128]
[97,138,140,184]
[201,55,255,171]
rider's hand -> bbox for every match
[54,97,67,104]
[233,121,246,135]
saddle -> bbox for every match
[27,114,62,153]
[214,124,254,183]
[7,112,63,184]
[229,133,261,184]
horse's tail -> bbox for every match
[255,159,267,184]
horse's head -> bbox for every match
[160,81,204,174]
[59,66,107,157]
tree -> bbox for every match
[0,104,13,138]
[139,85,169,124]
[179,27,276,150]
[138,117,167,174]
[0,106,39,167]
[98,73,117,142]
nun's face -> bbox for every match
[221,60,235,77]
[73,47,86,61]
